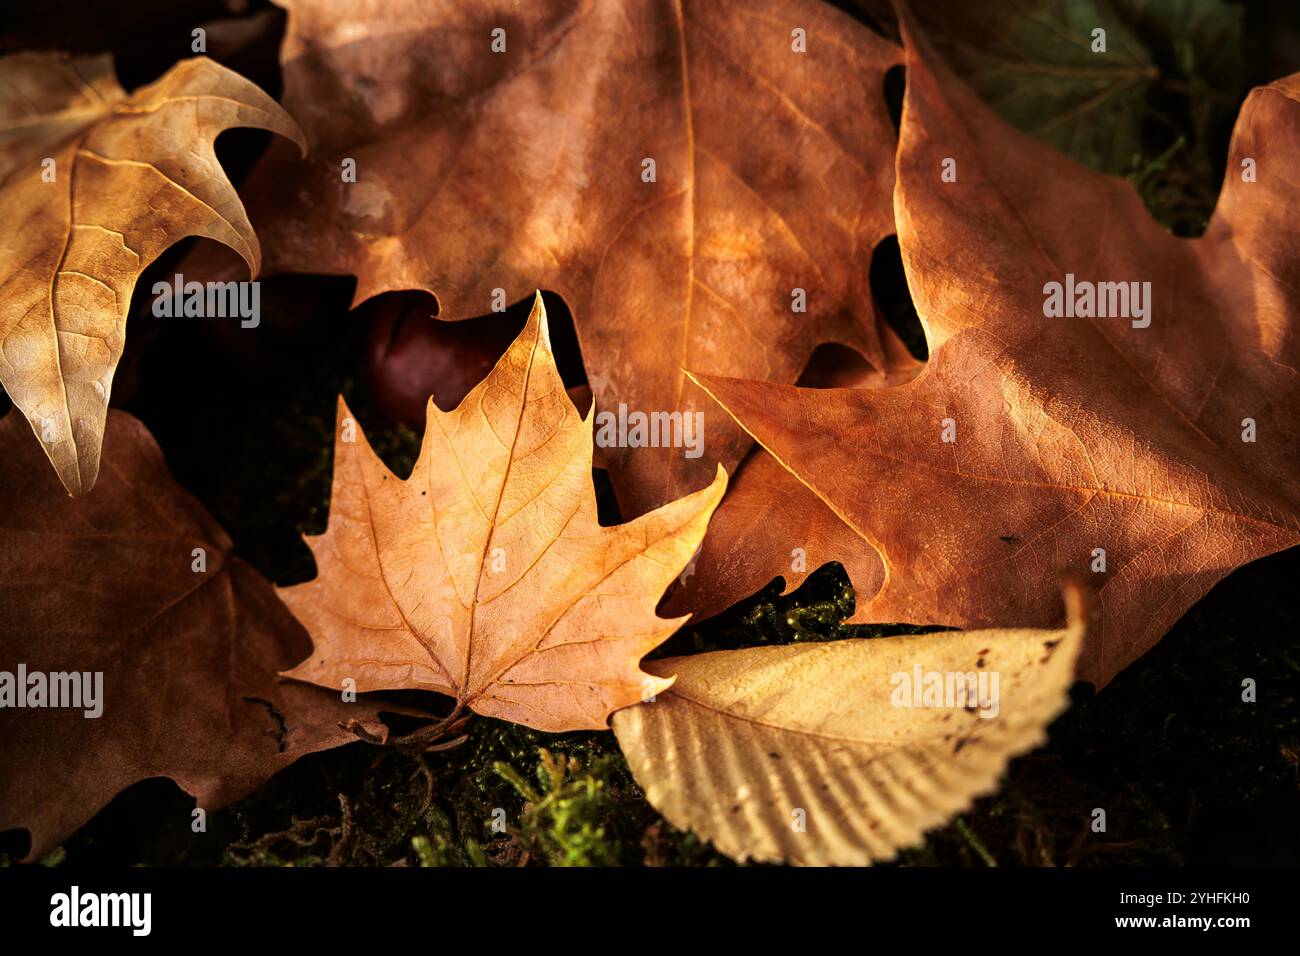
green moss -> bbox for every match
[490,749,616,866]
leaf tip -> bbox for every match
[705,461,729,504]
[525,289,549,338]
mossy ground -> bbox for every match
[8,536,1297,866]
[216,547,1300,867]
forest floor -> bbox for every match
[3,0,1299,867]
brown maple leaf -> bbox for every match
[0,53,305,495]
[239,0,902,516]
[686,15,1300,687]
[279,294,728,732]
[0,409,398,862]
[663,337,918,622]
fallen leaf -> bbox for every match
[242,0,903,515]
[0,53,305,495]
[613,586,1089,865]
[687,13,1300,686]
[279,294,728,732]
[887,0,1248,235]
[663,333,918,622]
[0,409,397,862]
[938,0,1163,170]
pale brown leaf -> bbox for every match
[613,587,1088,865]
[280,294,728,732]
[0,53,305,495]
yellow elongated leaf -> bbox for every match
[0,53,305,495]
[613,587,1088,865]
[280,294,728,732]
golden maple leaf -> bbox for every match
[280,294,728,732]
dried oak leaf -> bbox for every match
[0,409,398,863]
[614,587,1088,865]
[0,53,305,495]
[279,295,728,732]
[242,0,902,516]
[687,16,1300,687]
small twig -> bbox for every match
[388,712,472,754]
[341,706,472,754]
[252,816,336,850]
[227,814,338,864]
[413,758,436,816]
[340,719,388,745]
[325,794,355,867]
